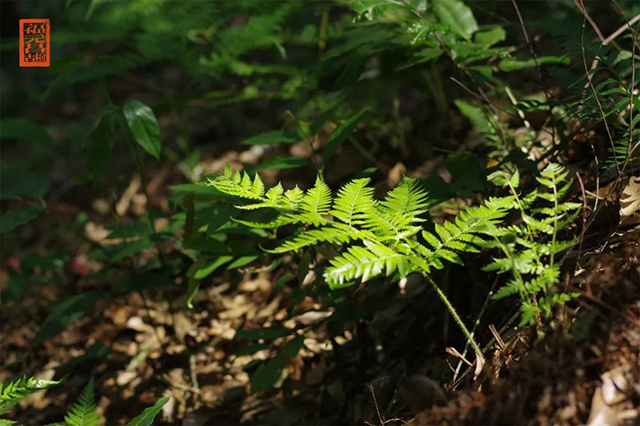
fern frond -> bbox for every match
[419,197,511,266]
[330,178,375,226]
[379,177,429,221]
[324,240,411,288]
[364,177,429,240]
[64,378,102,426]
[266,224,373,253]
[208,168,265,201]
[299,177,332,225]
[0,376,60,415]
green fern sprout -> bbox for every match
[0,376,59,416]
[486,163,581,325]
[207,166,514,360]
[64,378,102,426]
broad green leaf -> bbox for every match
[0,118,51,143]
[115,273,173,294]
[227,256,258,269]
[454,100,491,134]
[433,0,479,40]
[236,327,292,341]
[499,56,570,72]
[283,335,305,357]
[126,397,170,426]
[250,354,283,393]
[55,343,110,376]
[242,130,299,146]
[0,206,45,232]
[323,109,369,163]
[246,156,310,172]
[474,26,506,47]
[235,343,269,356]
[193,256,233,280]
[445,151,485,198]
[0,169,50,200]
[351,0,391,20]
[87,111,115,181]
[32,292,102,345]
[123,101,161,160]
[275,273,295,288]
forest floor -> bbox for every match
[1,136,638,425]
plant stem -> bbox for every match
[423,273,483,359]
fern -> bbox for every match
[487,163,581,325]
[208,169,508,287]
[64,379,102,426]
[0,376,59,416]
[208,167,516,358]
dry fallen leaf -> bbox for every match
[619,176,640,227]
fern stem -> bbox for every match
[548,179,559,291]
[423,273,483,359]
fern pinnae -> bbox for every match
[266,224,372,254]
[0,376,60,416]
[324,241,409,287]
[330,178,375,226]
[64,378,102,426]
[299,177,332,225]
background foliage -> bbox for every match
[1,0,638,424]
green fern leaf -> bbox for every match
[330,178,375,226]
[365,177,429,240]
[324,240,410,287]
[0,376,60,416]
[64,378,102,426]
[299,177,332,225]
[267,224,372,253]
[208,169,265,201]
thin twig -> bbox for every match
[579,0,620,173]
[572,0,605,42]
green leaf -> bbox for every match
[236,343,269,356]
[283,335,305,357]
[32,292,102,345]
[445,151,485,197]
[0,118,51,144]
[242,130,299,146]
[123,101,161,160]
[194,256,234,279]
[323,109,369,163]
[86,111,115,181]
[115,273,173,294]
[0,169,50,200]
[454,100,491,134]
[126,397,170,426]
[236,327,292,341]
[250,354,283,393]
[433,0,479,40]
[474,26,506,47]
[227,256,259,269]
[0,376,60,416]
[498,56,570,72]
[0,206,45,233]
[247,156,310,172]
[351,0,391,20]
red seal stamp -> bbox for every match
[20,19,50,67]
